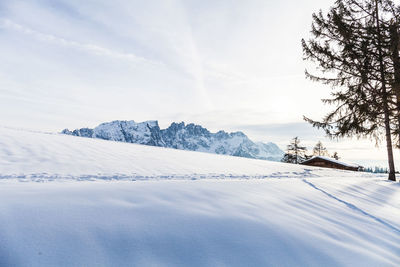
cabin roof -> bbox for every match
[301,156,361,168]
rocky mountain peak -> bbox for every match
[62,120,284,161]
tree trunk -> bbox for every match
[376,0,396,181]
[383,97,397,181]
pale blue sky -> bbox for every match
[0,0,393,167]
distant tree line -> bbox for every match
[364,166,389,173]
[302,0,400,182]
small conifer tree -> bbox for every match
[313,141,328,156]
[281,137,307,164]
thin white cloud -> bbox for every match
[0,18,163,67]
[0,18,248,94]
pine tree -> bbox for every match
[332,151,340,160]
[313,141,328,156]
[302,0,397,181]
[281,137,307,164]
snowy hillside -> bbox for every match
[61,120,284,161]
[0,126,399,266]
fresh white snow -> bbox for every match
[0,126,399,266]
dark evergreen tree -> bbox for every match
[281,137,307,164]
[302,0,397,181]
[332,151,340,160]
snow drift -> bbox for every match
[0,126,399,267]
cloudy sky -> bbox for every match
[0,0,394,167]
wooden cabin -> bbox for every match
[301,156,362,171]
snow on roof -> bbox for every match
[302,156,361,168]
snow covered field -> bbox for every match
[0,126,399,266]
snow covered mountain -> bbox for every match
[62,120,284,161]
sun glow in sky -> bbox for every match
[0,0,395,167]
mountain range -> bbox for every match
[61,120,284,161]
